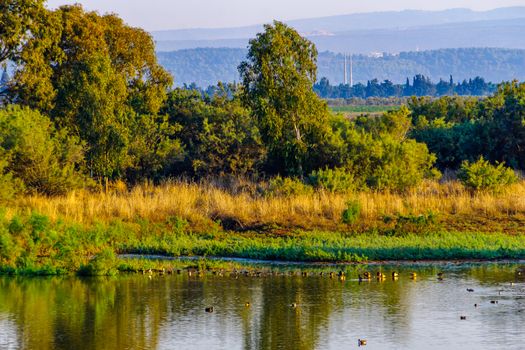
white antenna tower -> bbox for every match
[343,53,348,85]
[349,54,353,87]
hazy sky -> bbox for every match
[45,0,525,30]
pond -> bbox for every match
[0,262,524,350]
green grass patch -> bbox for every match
[330,105,400,113]
[1,211,525,275]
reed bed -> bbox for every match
[9,179,525,232]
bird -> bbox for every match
[460,316,467,320]
[205,307,214,313]
[244,302,251,307]
[437,272,444,280]
[290,303,297,308]
[358,339,367,346]
[474,304,478,308]
[490,300,498,304]
[410,272,417,279]
[466,288,474,292]
[363,272,371,280]
[392,271,399,278]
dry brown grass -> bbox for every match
[8,179,525,232]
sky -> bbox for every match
[45,0,525,31]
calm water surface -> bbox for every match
[0,262,524,350]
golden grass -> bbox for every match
[9,179,525,232]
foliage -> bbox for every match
[0,105,87,195]
[457,157,518,192]
[266,176,314,197]
[161,85,266,176]
[78,248,119,276]
[239,21,335,176]
[308,167,356,193]
[0,0,45,65]
[410,82,525,171]
[10,4,172,180]
[341,200,360,225]
[334,108,440,191]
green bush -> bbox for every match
[342,200,361,225]
[266,176,314,197]
[0,105,88,196]
[78,248,119,276]
[457,157,518,192]
[308,167,356,193]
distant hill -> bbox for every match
[153,8,525,53]
[157,48,525,87]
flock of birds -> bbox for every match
[142,266,524,347]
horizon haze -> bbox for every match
[45,0,525,30]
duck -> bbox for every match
[466,288,474,292]
[391,271,399,278]
[490,300,498,304]
[302,271,308,277]
[329,272,335,279]
[290,303,298,308]
[205,307,214,313]
[377,272,386,280]
[244,302,251,307]
[363,272,371,280]
[358,339,367,346]
[410,272,417,279]
[460,316,467,320]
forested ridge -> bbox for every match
[157,47,525,88]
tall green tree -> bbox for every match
[239,21,334,176]
[10,5,173,180]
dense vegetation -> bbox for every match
[2,1,525,274]
[157,48,525,88]
[314,75,496,98]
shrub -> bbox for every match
[457,157,518,192]
[308,167,356,193]
[78,248,119,276]
[342,200,361,225]
[266,176,314,197]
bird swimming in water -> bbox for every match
[205,307,214,313]
[358,339,367,346]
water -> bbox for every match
[0,262,524,350]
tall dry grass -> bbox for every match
[9,179,525,231]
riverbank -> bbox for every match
[1,210,525,275]
[2,180,525,275]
